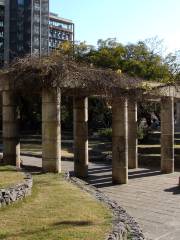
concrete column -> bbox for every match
[161,97,174,173]
[74,96,88,178]
[176,101,180,127]
[128,99,138,169]
[112,97,128,184]
[3,91,20,167]
[42,88,61,173]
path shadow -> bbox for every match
[88,166,112,174]
[88,174,112,188]
[128,169,157,175]
[21,164,42,174]
[87,166,113,188]
[164,186,180,195]
[88,179,114,188]
[21,153,42,158]
[87,167,163,188]
[129,169,162,179]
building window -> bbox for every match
[18,0,24,5]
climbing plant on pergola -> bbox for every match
[0,53,178,184]
[3,53,144,96]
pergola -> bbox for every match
[0,55,180,184]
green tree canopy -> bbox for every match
[57,38,180,83]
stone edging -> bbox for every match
[65,173,145,240]
[0,172,33,207]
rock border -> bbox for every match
[65,172,145,240]
[0,171,33,207]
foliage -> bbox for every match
[96,126,149,142]
[97,128,112,140]
[70,38,175,83]
[165,50,180,83]
[138,102,160,126]
[89,97,112,130]
[137,125,149,142]
[61,97,73,130]
[96,126,150,142]
[1,38,178,132]
[17,95,41,133]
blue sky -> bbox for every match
[50,0,180,53]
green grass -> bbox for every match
[20,140,112,159]
[0,166,24,188]
[0,173,112,240]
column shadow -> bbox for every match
[128,169,162,179]
[87,167,162,188]
[164,186,180,195]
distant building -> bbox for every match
[49,12,74,51]
[0,1,74,66]
[4,0,49,65]
[0,0,4,67]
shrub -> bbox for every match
[97,128,112,140]
[137,124,149,143]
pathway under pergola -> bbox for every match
[19,155,180,240]
[0,55,180,184]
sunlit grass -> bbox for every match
[0,166,24,188]
[0,173,112,240]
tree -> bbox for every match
[144,36,166,56]
[38,39,179,133]
[165,50,180,78]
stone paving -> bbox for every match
[21,156,180,240]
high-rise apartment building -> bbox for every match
[49,12,74,51]
[0,0,74,66]
[4,0,49,65]
[0,0,4,67]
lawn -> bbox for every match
[0,173,112,240]
[20,138,112,160]
[0,166,25,188]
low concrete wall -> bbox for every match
[0,172,33,207]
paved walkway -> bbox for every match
[22,156,180,240]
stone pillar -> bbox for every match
[128,99,138,169]
[42,88,61,173]
[112,97,128,184]
[3,90,20,167]
[74,96,88,178]
[161,97,174,173]
[176,101,180,127]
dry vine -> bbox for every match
[0,53,174,101]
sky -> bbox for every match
[50,0,180,54]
